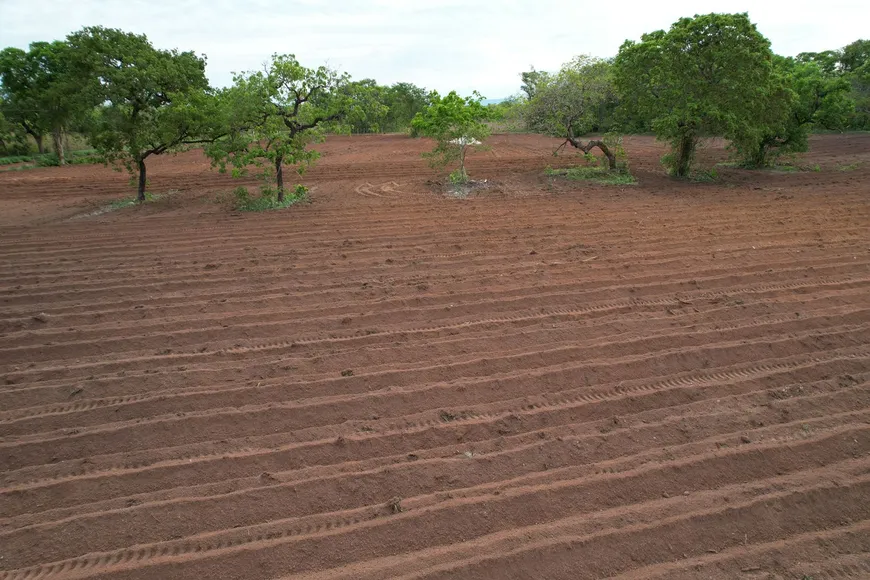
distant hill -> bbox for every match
[482,97,507,105]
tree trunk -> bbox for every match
[34,134,44,155]
[459,144,468,182]
[52,128,66,165]
[565,135,617,171]
[675,131,695,177]
[137,158,147,202]
[275,155,285,202]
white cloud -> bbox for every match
[1,0,867,99]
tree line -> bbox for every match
[1,14,868,202]
[0,26,431,201]
[516,13,868,175]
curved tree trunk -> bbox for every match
[33,134,44,155]
[565,128,617,170]
[137,158,147,202]
[275,154,285,202]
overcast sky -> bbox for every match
[1,0,867,99]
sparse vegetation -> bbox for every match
[546,165,636,185]
[229,184,309,212]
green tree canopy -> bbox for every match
[525,55,619,169]
[614,13,779,176]
[520,67,550,100]
[411,90,493,183]
[66,26,215,201]
[207,54,382,202]
[0,41,84,159]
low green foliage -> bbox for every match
[0,149,99,167]
[36,153,60,167]
[838,161,861,171]
[231,184,309,212]
[106,197,140,210]
[546,165,636,185]
[0,154,32,165]
[688,168,720,182]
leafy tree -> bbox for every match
[733,54,854,166]
[842,40,870,128]
[487,95,527,132]
[0,41,93,163]
[614,13,779,176]
[796,50,842,76]
[410,91,492,183]
[0,42,80,157]
[520,67,550,100]
[797,39,870,129]
[384,82,430,132]
[344,79,389,133]
[341,81,430,134]
[525,55,619,169]
[0,47,46,153]
[66,26,214,201]
[839,39,870,74]
[0,105,30,155]
[207,54,379,203]
[735,56,854,167]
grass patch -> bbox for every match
[838,161,862,172]
[688,167,720,182]
[106,197,141,210]
[545,165,636,185]
[228,184,310,212]
[0,155,34,165]
[0,149,100,168]
[764,163,821,173]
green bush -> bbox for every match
[231,184,309,212]
[36,153,60,167]
[0,155,34,165]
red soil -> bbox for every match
[1,133,869,579]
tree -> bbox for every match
[410,91,492,183]
[525,55,619,169]
[733,55,854,167]
[1,47,48,155]
[614,13,779,176]
[0,105,29,155]
[842,40,870,129]
[487,94,527,132]
[384,82,430,132]
[796,50,842,76]
[343,79,388,133]
[0,41,89,163]
[839,39,870,74]
[66,26,213,201]
[207,54,378,203]
[520,67,550,100]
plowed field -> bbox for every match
[1,133,869,579]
